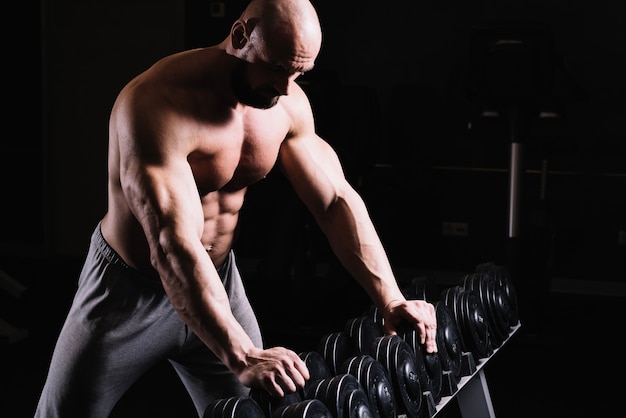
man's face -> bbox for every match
[231,59,281,109]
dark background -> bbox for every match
[1,0,624,417]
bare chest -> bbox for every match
[189,111,289,195]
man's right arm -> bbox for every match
[111,91,309,397]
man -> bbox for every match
[35,0,437,416]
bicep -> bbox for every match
[119,130,204,248]
[278,133,349,217]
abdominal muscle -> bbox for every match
[101,187,246,276]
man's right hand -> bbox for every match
[237,346,310,398]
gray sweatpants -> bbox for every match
[35,222,263,417]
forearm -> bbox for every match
[315,188,405,310]
[153,232,255,374]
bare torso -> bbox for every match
[101,47,295,273]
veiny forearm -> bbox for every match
[314,188,405,310]
[152,229,256,373]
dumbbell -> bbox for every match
[339,354,397,418]
[345,315,384,356]
[402,276,440,303]
[400,277,449,404]
[475,262,519,326]
[250,387,303,418]
[398,323,443,405]
[318,317,432,417]
[245,351,332,418]
[317,313,385,377]
[273,399,334,418]
[318,331,356,376]
[441,285,491,360]
[460,272,511,348]
[305,373,373,418]
[203,395,265,418]
[299,350,333,398]
[434,301,462,382]
[401,277,464,385]
[371,334,425,418]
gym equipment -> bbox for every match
[205,262,521,418]
[249,387,302,418]
[306,373,373,418]
[475,261,519,326]
[299,351,333,397]
[434,302,462,382]
[203,396,265,418]
[273,399,334,418]
[339,354,397,418]
[401,276,440,303]
[318,331,356,376]
[364,305,384,329]
[399,324,443,405]
[460,273,511,348]
[372,335,424,418]
[345,315,384,356]
[441,286,491,360]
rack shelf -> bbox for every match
[431,323,521,418]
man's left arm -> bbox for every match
[277,90,437,352]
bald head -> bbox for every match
[243,0,322,44]
[228,0,322,69]
[225,0,322,108]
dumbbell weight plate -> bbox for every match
[478,274,512,345]
[365,305,385,329]
[225,396,267,418]
[459,289,491,359]
[273,398,334,418]
[420,346,443,405]
[344,386,374,418]
[249,387,302,418]
[435,301,462,381]
[299,350,333,397]
[397,326,434,400]
[313,374,365,418]
[345,316,384,356]
[461,273,506,348]
[342,354,396,418]
[488,284,512,340]
[441,286,468,354]
[305,377,330,402]
[204,396,265,418]
[204,397,229,418]
[397,324,443,405]
[373,335,423,418]
[476,262,519,326]
[402,276,439,302]
[318,332,355,376]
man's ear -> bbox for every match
[231,20,248,49]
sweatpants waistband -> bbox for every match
[91,221,232,282]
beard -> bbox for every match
[231,61,280,109]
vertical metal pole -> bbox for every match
[507,107,524,239]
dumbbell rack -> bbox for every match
[427,323,520,418]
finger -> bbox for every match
[425,327,438,353]
[292,355,310,384]
[266,378,285,398]
[277,356,307,395]
[424,317,438,353]
[275,371,297,396]
[415,321,427,346]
